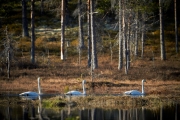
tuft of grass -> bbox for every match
[42,97,66,109]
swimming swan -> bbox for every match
[65,80,86,96]
[19,77,42,98]
[124,79,146,95]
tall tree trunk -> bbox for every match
[31,0,35,64]
[159,0,166,60]
[122,0,128,74]
[61,0,65,60]
[5,27,10,79]
[22,0,29,37]
[174,0,179,53]
[87,0,91,68]
[134,11,138,58]
[118,0,123,70]
[41,0,44,15]
[141,13,145,58]
[78,0,84,64]
[90,0,98,69]
[127,17,130,70]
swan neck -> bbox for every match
[38,77,41,94]
[82,82,86,94]
[142,81,144,94]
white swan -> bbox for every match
[19,77,42,99]
[124,79,146,95]
[65,80,86,96]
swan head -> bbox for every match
[142,79,146,82]
[82,80,86,84]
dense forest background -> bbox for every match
[0,0,180,82]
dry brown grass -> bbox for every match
[0,54,180,97]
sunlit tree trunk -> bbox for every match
[87,0,91,67]
[134,11,138,58]
[127,17,130,70]
[31,0,35,64]
[61,0,65,60]
[122,0,128,74]
[78,0,84,64]
[5,27,10,79]
[90,0,98,69]
[141,13,145,58]
[22,0,29,37]
[160,105,163,120]
[159,0,166,60]
[118,0,123,70]
[174,0,179,53]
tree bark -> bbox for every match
[22,0,29,37]
[141,13,145,58]
[61,0,65,60]
[122,0,128,74]
[134,11,138,58]
[41,0,44,15]
[78,0,84,64]
[118,0,123,70]
[174,0,179,53]
[87,0,91,68]
[159,0,166,60]
[31,0,35,64]
[90,0,98,69]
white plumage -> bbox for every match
[124,79,146,95]
[19,77,42,99]
[65,80,86,96]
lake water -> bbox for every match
[0,96,179,120]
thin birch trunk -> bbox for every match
[159,0,166,60]
[61,0,65,60]
[174,0,179,53]
[118,0,123,70]
[134,11,138,58]
[122,0,128,74]
[31,0,35,64]
[141,13,145,58]
[87,0,91,68]
[78,0,84,64]
[22,0,29,37]
[90,0,98,69]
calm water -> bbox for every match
[0,97,179,120]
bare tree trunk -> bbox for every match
[118,0,123,70]
[41,0,44,15]
[159,0,166,60]
[87,0,91,68]
[5,27,10,79]
[134,11,138,58]
[22,0,29,37]
[61,0,65,60]
[122,0,128,74]
[78,0,84,64]
[141,13,145,58]
[127,17,130,70]
[31,0,35,64]
[174,0,179,53]
[90,0,98,69]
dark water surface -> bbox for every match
[0,96,180,120]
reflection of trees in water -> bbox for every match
[22,96,50,120]
[50,103,180,120]
[0,101,179,120]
